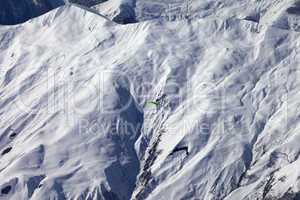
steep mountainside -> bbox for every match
[1,0,300,200]
[0,0,111,25]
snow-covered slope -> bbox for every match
[1,1,300,200]
[0,0,115,25]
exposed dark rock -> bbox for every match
[287,1,300,15]
[9,132,17,139]
[244,13,260,23]
[112,4,136,24]
[1,146,12,155]
[1,185,12,195]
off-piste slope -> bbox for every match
[0,1,300,200]
[0,5,145,199]
[0,0,115,25]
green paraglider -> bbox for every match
[146,101,160,107]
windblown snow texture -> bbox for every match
[1,0,300,200]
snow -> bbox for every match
[0,0,300,199]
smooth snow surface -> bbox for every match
[1,0,300,199]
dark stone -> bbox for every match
[1,147,12,155]
[170,146,189,156]
[287,6,300,15]
[9,132,17,139]
[1,185,11,195]
[244,13,260,23]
